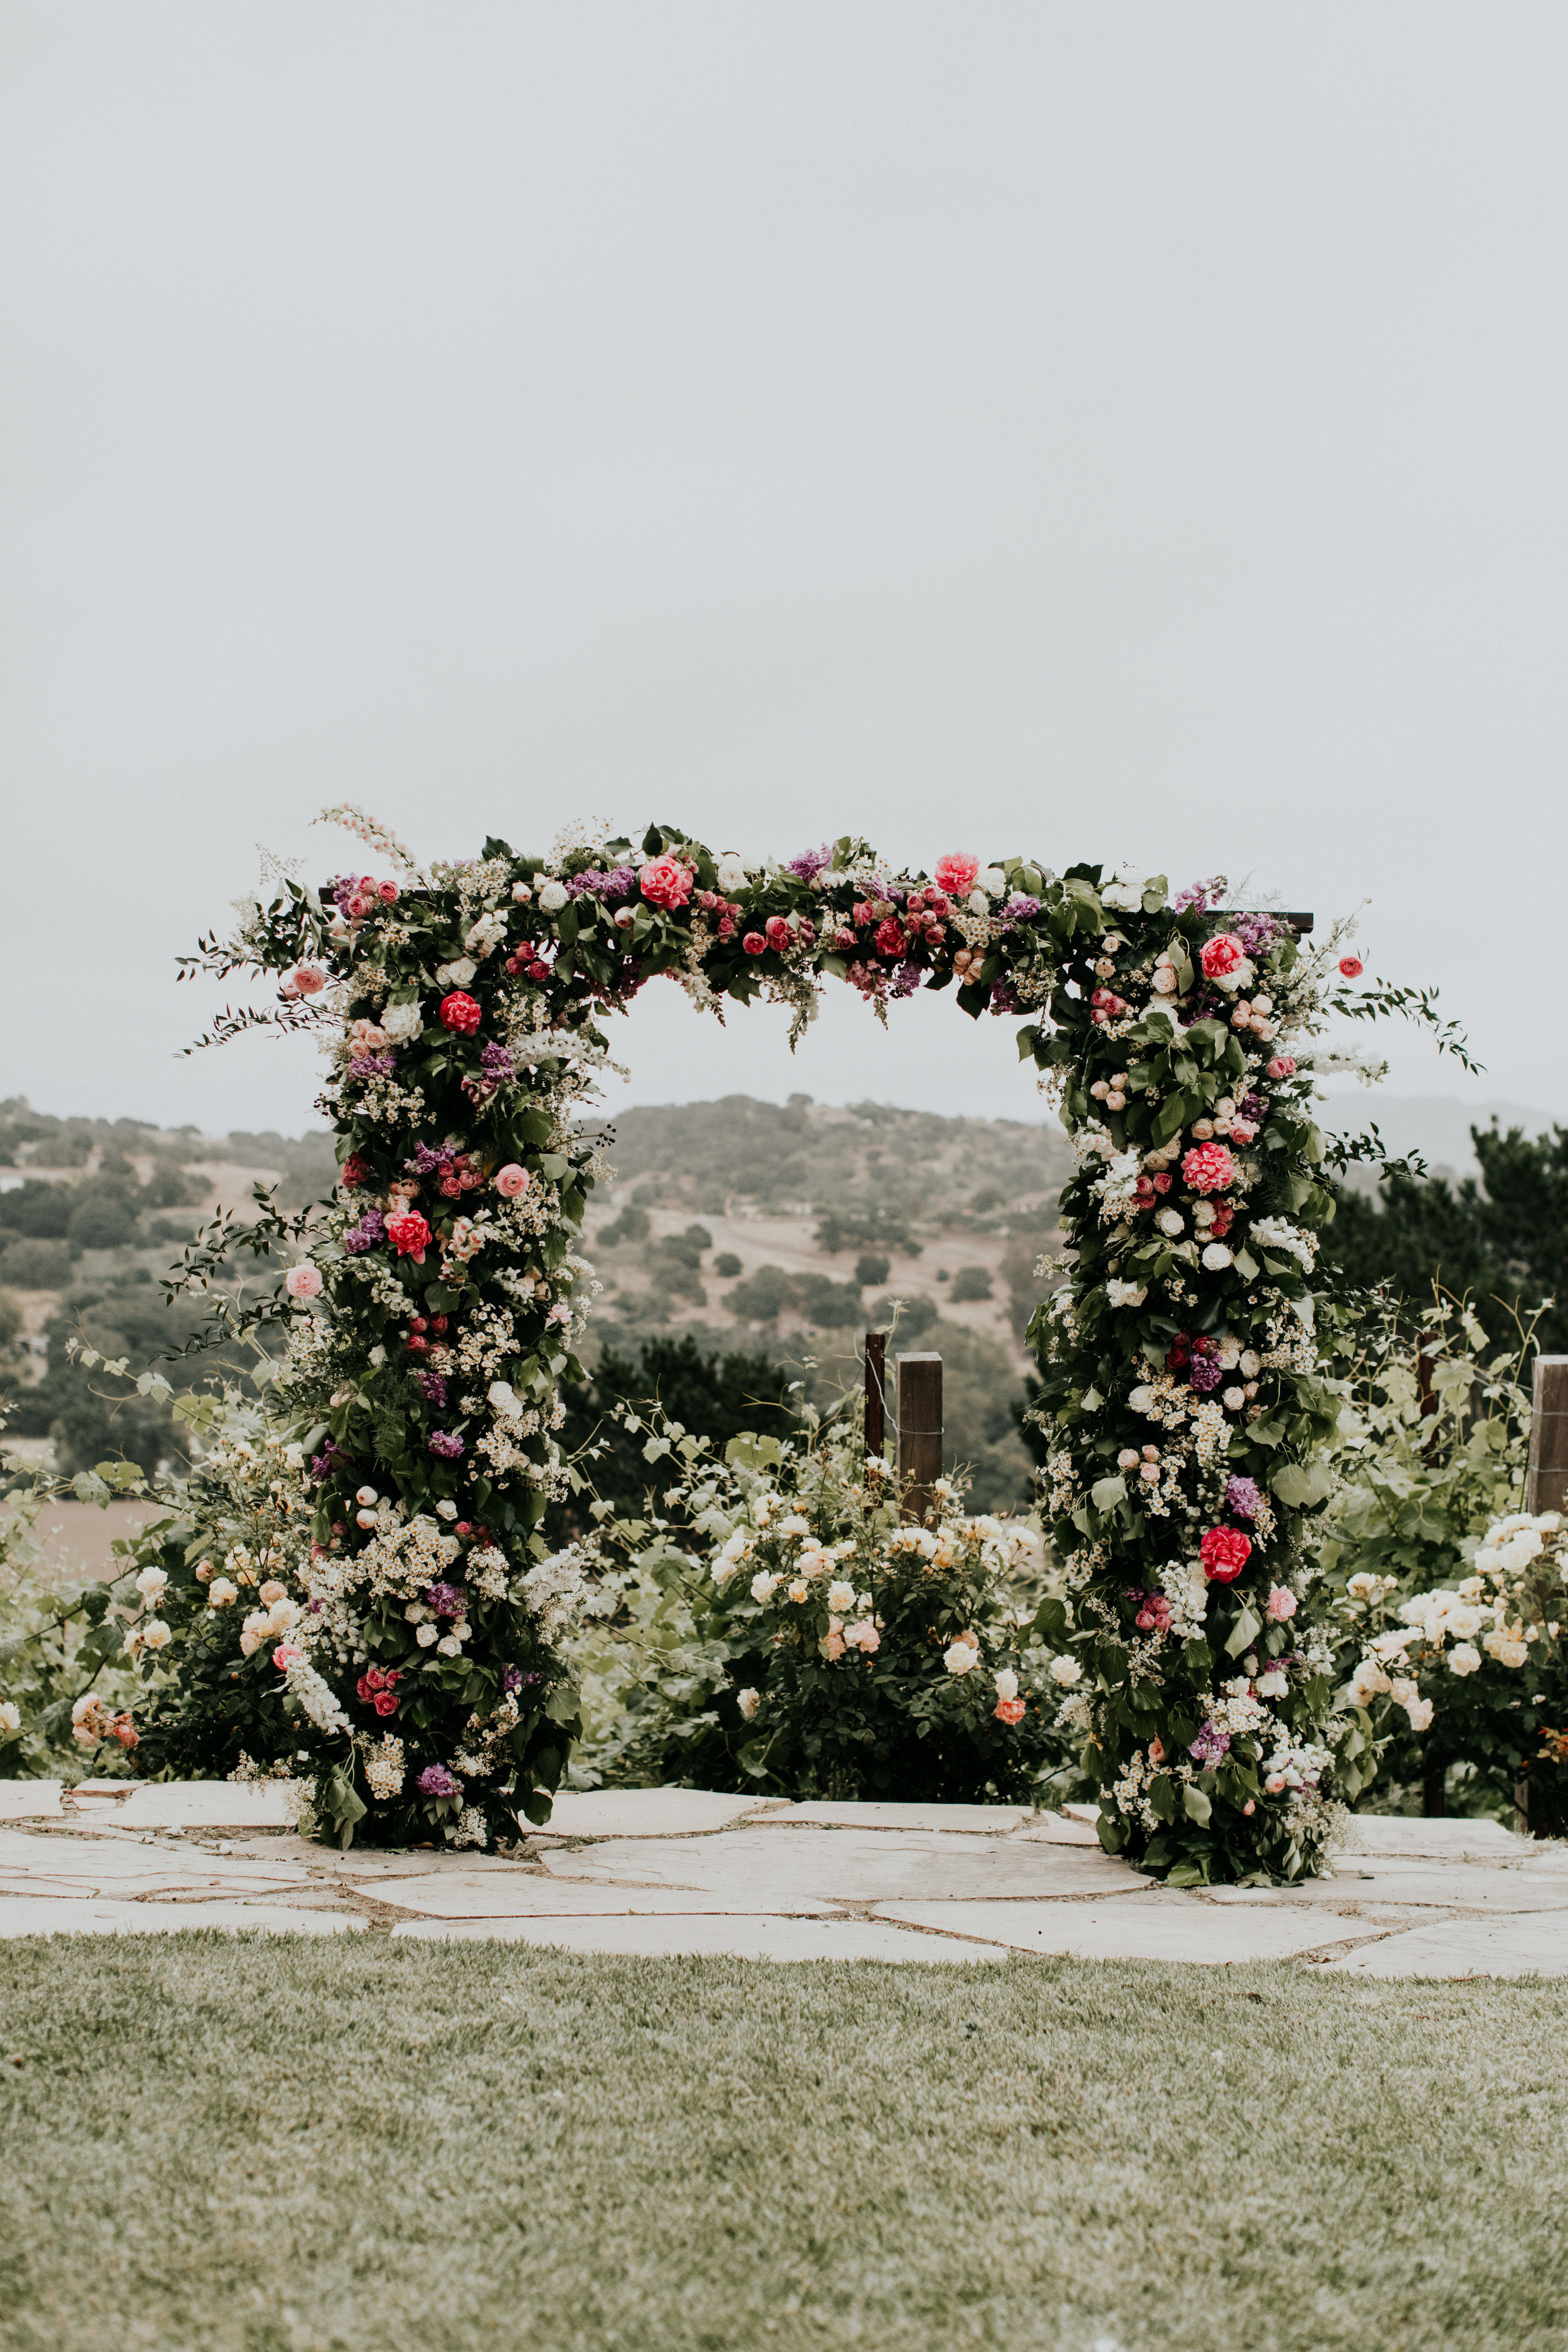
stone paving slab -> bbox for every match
[369,1873,841,1920]
[756,1801,1033,1835]
[873,1896,1377,1964]
[112,1783,300,1831]
[1322,1912,1568,1978]
[1210,1861,1568,1912]
[532,1789,785,1838]
[0,1827,315,1897]
[0,1896,364,1937]
[544,1826,1145,1904]
[390,1914,1005,1961]
[1340,1816,1522,1861]
[0,1783,63,1820]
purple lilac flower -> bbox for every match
[992,893,1040,935]
[406,1142,452,1177]
[786,844,834,881]
[988,983,1020,1017]
[427,1430,465,1461]
[1241,1092,1265,1121]
[479,1042,515,1084]
[1173,875,1227,915]
[348,1052,396,1081]
[1225,1475,1262,1520]
[1189,1722,1231,1766]
[1188,1356,1225,1396]
[890,961,924,999]
[309,1438,344,1482]
[566,866,638,902]
[501,1664,526,1696]
[415,1371,448,1408]
[426,1580,466,1618]
[416,1764,462,1798]
[343,1208,386,1257]
[1234,912,1286,956]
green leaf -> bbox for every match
[1182,1783,1212,1825]
[1224,1606,1261,1658]
[1270,1459,1335,1508]
[1089,1473,1127,1512]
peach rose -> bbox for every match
[285,1263,323,1300]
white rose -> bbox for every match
[487,1381,522,1419]
[943,1641,981,1675]
[736,1687,761,1720]
[966,889,988,914]
[1157,1209,1185,1237]
[1448,1643,1481,1677]
[1151,967,1179,993]
[0,1701,19,1736]
[1240,1351,1261,1378]
[435,1500,458,1521]
[827,1581,856,1613]
[381,1002,424,1045]
[139,1619,172,1651]
[716,854,749,893]
[750,1572,779,1604]
[1049,1656,1083,1687]
[993,1668,1019,1702]
[436,957,477,988]
[787,1580,809,1605]
[135,1565,168,1605]
[980,867,1007,896]
[1106,1279,1147,1309]
[1202,1243,1234,1270]
[1255,1668,1288,1698]
[777,1514,810,1537]
[207,1577,238,1608]
[437,1634,462,1657]
[416,1623,439,1648]
[450,1621,471,1641]
[1404,1697,1434,1732]
[538,879,568,913]
[1127,1384,1154,1416]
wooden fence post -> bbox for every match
[863,1331,887,1463]
[896,1351,943,1524]
[1527,1356,1568,1515]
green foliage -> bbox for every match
[713,1251,743,1279]
[814,1202,921,1258]
[950,1264,994,1301]
[725,1263,864,1328]
[852,1250,890,1288]
[0,1478,144,1779]
[1325,1122,1568,1352]
[0,1182,73,1241]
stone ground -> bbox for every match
[0,1779,1564,1975]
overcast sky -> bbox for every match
[3,4,1564,1142]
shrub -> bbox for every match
[0,1182,72,1241]
[67,1197,139,1255]
[853,1251,890,1290]
[950,1266,993,1302]
[0,1239,70,1290]
[568,1406,1073,1804]
[713,1253,742,1279]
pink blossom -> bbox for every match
[995,1695,1026,1727]
[386,1211,433,1263]
[289,963,329,996]
[1338,955,1364,978]
[1180,1142,1236,1194]
[1266,1585,1298,1622]
[494,1163,529,1198]
[845,1619,881,1654]
[764,916,791,950]
[378,880,400,903]
[1199,933,1246,979]
[743,931,767,956]
[933,854,980,898]
[272,1644,302,1670]
[1266,1056,1296,1079]
[639,856,693,910]
[822,1628,846,1661]
[285,1263,323,1300]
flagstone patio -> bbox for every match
[0,1781,1562,1975]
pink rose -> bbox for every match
[272,1644,302,1670]
[1180,1142,1236,1194]
[285,1263,323,1300]
[1266,1056,1296,1079]
[845,1619,880,1654]
[378,880,400,902]
[995,1695,1026,1727]
[386,1211,433,1263]
[639,856,693,911]
[822,1628,846,1661]
[764,916,791,950]
[1266,1585,1298,1622]
[1338,955,1363,978]
[933,854,980,898]
[1227,1119,1258,1145]
[1199,933,1246,979]
[287,963,328,996]
[494,1164,530,1199]
[873,916,906,960]
[743,931,767,956]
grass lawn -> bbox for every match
[0,1936,1563,2352]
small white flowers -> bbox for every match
[736,1687,761,1720]
[1048,1655,1083,1687]
[1106,1278,1148,1308]
[538,879,569,913]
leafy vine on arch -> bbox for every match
[154,806,1467,1878]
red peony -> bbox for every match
[341,1154,370,1189]
[743,931,767,956]
[386,1210,433,1263]
[933,854,979,898]
[1338,955,1363,978]
[1199,933,1246,979]
[1200,1527,1253,1582]
[1180,1141,1236,1194]
[639,855,693,910]
[873,916,906,959]
[440,991,482,1034]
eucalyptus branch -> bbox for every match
[1331,979,1482,1076]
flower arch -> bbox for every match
[166,807,1464,1882]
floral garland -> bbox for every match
[171,822,1459,1860]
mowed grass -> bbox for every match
[0,1937,1564,2352]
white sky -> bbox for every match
[3,4,1564,1138]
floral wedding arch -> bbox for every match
[162,804,1461,1883]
